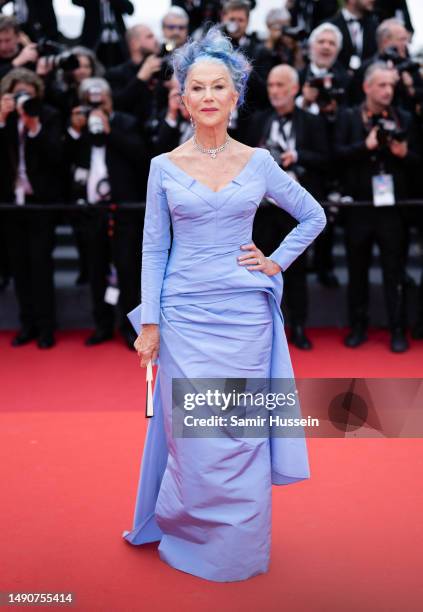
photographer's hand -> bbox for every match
[302,82,319,106]
[12,43,39,67]
[0,94,15,123]
[280,150,298,168]
[137,55,162,82]
[390,139,408,158]
[70,107,88,134]
[90,109,111,134]
[21,112,41,135]
[401,71,415,97]
[365,127,379,150]
[36,56,54,77]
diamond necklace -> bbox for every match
[193,134,230,159]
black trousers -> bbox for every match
[4,210,56,332]
[77,206,143,334]
[344,207,406,330]
[253,202,308,326]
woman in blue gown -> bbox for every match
[123,26,326,582]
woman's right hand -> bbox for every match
[134,324,160,367]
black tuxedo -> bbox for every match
[0,0,58,40]
[0,104,63,334]
[105,60,168,126]
[65,110,147,337]
[289,0,339,32]
[330,10,378,71]
[299,61,353,106]
[374,0,413,32]
[0,105,64,203]
[247,107,329,328]
[71,0,134,66]
[246,107,329,197]
[334,105,421,331]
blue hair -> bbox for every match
[171,25,252,107]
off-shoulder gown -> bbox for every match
[122,147,326,582]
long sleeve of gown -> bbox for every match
[140,158,171,324]
[262,150,327,272]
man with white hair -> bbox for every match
[330,0,378,72]
[334,62,421,353]
[161,5,189,50]
[298,22,352,113]
[247,64,330,349]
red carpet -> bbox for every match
[1,329,422,611]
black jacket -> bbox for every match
[289,0,339,32]
[65,110,148,203]
[246,106,330,198]
[71,0,134,49]
[0,104,64,202]
[334,105,421,201]
[0,0,58,40]
[330,10,378,71]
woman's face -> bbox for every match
[73,55,93,83]
[182,60,238,128]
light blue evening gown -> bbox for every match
[122,147,326,582]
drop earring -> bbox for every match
[189,113,196,129]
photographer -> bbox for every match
[374,0,413,33]
[173,1,228,35]
[247,64,329,349]
[0,67,63,348]
[0,15,38,79]
[298,23,352,114]
[106,24,165,129]
[287,0,339,34]
[154,81,193,154]
[298,23,352,286]
[330,0,378,73]
[334,62,421,353]
[65,77,147,349]
[358,19,423,114]
[71,0,134,68]
[254,8,306,80]
[0,0,58,42]
[38,46,103,124]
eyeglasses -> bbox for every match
[163,24,187,31]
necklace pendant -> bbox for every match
[211,151,216,159]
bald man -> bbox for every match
[248,64,330,350]
[105,24,163,124]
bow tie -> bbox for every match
[279,113,293,124]
[346,17,364,26]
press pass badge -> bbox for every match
[104,263,120,305]
[372,174,395,206]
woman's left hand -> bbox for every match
[237,242,282,276]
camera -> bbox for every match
[265,139,306,180]
[307,73,345,108]
[13,92,41,117]
[281,25,308,42]
[36,38,80,72]
[221,19,239,37]
[379,46,420,75]
[370,115,407,149]
[142,42,175,84]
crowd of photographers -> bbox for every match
[0,0,422,355]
